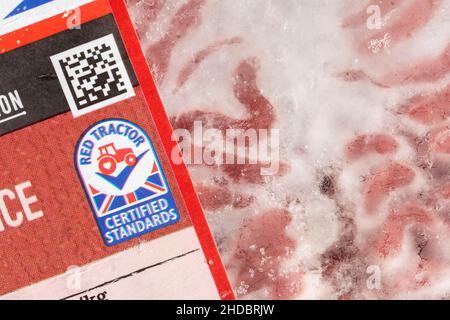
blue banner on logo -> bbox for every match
[6,0,54,19]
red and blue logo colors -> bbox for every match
[75,118,180,246]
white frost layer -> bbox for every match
[132,0,450,299]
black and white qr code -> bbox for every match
[51,34,134,117]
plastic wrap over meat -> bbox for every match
[127,0,450,299]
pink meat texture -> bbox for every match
[127,0,450,299]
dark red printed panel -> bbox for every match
[0,0,234,300]
[0,87,191,295]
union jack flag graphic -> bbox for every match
[76,119,180,246]
[88,161,167,216]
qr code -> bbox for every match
[51,34,134,117]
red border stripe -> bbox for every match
[0,0,111,54]
[108,0,235,300]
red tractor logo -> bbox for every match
[97,143,137,175]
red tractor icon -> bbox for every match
[97,143,137,175]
